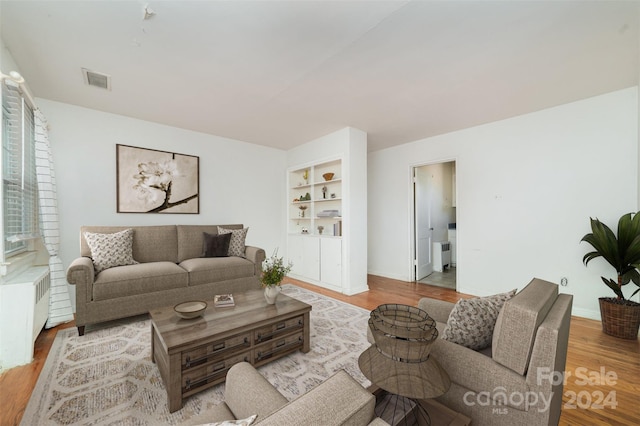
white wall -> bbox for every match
[369,87,638,320]
[1,38,21,77]
[36,99,286,309]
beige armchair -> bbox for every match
[418,278,572,426]
[185,362,390,425]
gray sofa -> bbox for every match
[66,224,265,336]
[418,278,573,426]
[186,361,389,426]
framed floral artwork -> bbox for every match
[116,144,199,213]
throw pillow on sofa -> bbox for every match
[197,414,257,426]
[83,228,138,273]
[217,227,248,257]
[202,232,232,257]
[442,289,516,350]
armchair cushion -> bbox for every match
[442,289,516,350]
[199,415,257,426]
[429,338,528,409]
[258,370,376,426]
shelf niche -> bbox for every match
[288,159,342,237]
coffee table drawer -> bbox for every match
[183,351,251,394]
[254,315,304,344]
[182,333,251,369]
[255,331,304,363]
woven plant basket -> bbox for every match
[599,297,640,340]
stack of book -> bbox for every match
[333,222,342,236]
[317,209,340,217]
[214,294,235,307]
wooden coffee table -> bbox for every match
[150,289,311,412]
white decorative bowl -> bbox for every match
[174,301,207,319]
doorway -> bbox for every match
[412,160,457,289]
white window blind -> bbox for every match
[2,80,38,256]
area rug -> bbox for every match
[21,284,373,426]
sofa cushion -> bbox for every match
[180,257,256,286]
[202,232,232,258]
[492,278,559,375]
[92,262,188,301]
[218,227,248,257]
[176,225,244,262]
[81,225,178,263]
[84,229,138,273]
[442,289,516,351]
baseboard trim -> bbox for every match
[571,307,600,321]
[367,270,411,282]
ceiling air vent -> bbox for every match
[82,68,111,90]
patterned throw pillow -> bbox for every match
[442,289,517,350]
[83,229,138,273]
[217,227,248,257]
[198,414,257,426]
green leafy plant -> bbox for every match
[581,213,640,301]
[260,249,293,287]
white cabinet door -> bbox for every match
[302,237,320,281]
[288,236,342,289]
[289,235,320,281]
[320,238,342,287]
[288,235,305,277]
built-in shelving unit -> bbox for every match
[287,158,343,292]
[288,159,342,237]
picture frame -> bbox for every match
[116,144,199,214]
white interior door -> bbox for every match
[414,167,433,280]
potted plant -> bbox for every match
[581,212,640,339]
[260,250,293,304]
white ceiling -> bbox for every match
[1,1,638,152]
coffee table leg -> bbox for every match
[151,323,156,363]
[302,311,311,353]
[168,353,183,412]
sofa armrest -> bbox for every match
[258,370,377,426]
[245,246,266,276]
[66,257,95,304]
[224,362,288,421]
[417,297,455,323]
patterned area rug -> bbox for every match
[21,284,372,425]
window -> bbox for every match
[2,80,38,257]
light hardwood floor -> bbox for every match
[1,275,638,426]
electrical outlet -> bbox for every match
[560,277,568,286]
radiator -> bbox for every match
[432,241,451,273]
[0,266,50,369]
